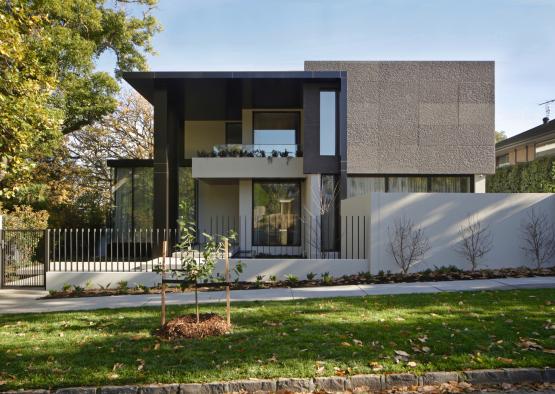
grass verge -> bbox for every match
[0,289,554,390]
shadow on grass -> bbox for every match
[0,289,553,389]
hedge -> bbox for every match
[487,156,555,192]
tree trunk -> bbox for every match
[195,283,199,324]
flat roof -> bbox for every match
[123,70,344,105]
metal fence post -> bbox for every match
[44,229,50,289]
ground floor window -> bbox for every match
[112,166,196,230]
[178,167,197,223]
[253,181,301,246]
[321,175,339,251]
[112,167,153,229]
[347,175,472,197]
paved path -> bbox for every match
[0,276,554,315]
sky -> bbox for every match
[98,0,555,137]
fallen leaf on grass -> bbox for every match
[112,363,124,371]
[353,339,363,346]
[340,341,351,347]
[496,357,513,363]
[543,349,555,355]
[519,339,543,351]
[368,361,383,371]
[137,359,145,371]
[407,361,417,367]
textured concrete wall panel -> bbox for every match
[305,61,495,175]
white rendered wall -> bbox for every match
[238,179,253,250]
[474,174,486,193]
[369,192,555,274]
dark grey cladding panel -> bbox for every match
[302,83,340,174]
[304,61,495,175]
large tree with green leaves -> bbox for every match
[0,0,160,201]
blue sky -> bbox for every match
[99,0,555,137]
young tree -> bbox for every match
[521,209,555,269]
[388,216,430,275]
[171,214,236,324]
[455,216,493,271]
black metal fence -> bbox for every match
[1,216,368,276]
[0,229,46,288]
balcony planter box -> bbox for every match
[192,157,304,179]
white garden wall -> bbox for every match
[46,259,369,290]
[368,192,555,274]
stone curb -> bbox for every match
[2,368,553,394]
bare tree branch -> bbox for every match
[388,216,430,275]
[455,216,493,271]
[520,209,555,269]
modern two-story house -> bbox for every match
[109,61,495,257]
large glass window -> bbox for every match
[253,181,301,246]
[321,175,339,251]
[133,168,153,228]
[320,91,337,155]
[113,168,133,229]
[388,177,428,192]
[431,177,470,193]
[347,177,386,198]
[496,153,510,168]
[178,167,196,223]
[112,167,153,229]
[253,112,299,153]
[347,175,472,196]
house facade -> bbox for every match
[495,117,555,168]
[109,61,495,257]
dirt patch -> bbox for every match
[157,313,230,340]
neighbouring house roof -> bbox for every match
[496,119,555,153]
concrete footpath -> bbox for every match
[0,276,554,315]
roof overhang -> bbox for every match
[123,71,345,104]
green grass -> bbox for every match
[1,289,554,390]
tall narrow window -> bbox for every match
[320,91,337,155]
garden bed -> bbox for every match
[43,266,555,299]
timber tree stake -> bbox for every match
[161,240,168,326]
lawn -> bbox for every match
[0,289,554,390]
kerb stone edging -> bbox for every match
[2,368,553,394]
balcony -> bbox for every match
[192,144,304,179]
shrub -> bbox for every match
[117,280,128,293]
[62,283,72,292]
[321,272,333,284]
[285,274,298,284]
[306,272,316,281]
[73,285,84,294]
[487,156,555,193]
[269,275,277,283]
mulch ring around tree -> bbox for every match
[157,313,231,340]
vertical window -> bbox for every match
[113,168,133,229]
[320,91,337,155]
[133,168,153,228]
[253,181,301,246]
[321,175,339,251]
[178,167,197,223]
[225,122,242,145]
